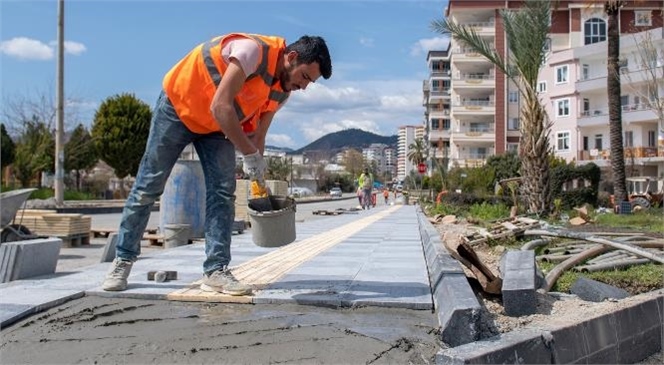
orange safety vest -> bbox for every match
[163,33,290,134]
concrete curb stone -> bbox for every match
[416,208,483,347]
[436,290,663,364]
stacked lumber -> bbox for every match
[15,209,91,237]
[235,179,288,222]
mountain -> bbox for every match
[265,145,294,153]
[290,128,397,155]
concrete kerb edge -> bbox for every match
[436,290,664,364]
[1,291,85,328]
[415,208,483,347]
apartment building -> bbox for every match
[424,0,663,181]
[397,125,425,181]
[542,25,663,180]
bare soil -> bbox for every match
[434,219,663,364]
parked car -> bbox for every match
[287,187,314,198]
[330,187,342,198]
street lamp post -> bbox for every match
[54,0,65,205]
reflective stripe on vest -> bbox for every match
[200,35,274,122]
[268,89,289,104]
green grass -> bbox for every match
[539,261,664,294]
[1,187,97,201]
[590,208,664,234]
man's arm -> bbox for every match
[210,59,257,155]
[250,110,276,155]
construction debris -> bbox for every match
[461,217,540,245]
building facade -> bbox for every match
[424,0,663,184]
[397,125,425,181]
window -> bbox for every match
[648,131,656,147]
[584,18,607,45]
[557,131,570,151]
[442,119,451,130]
[582,98,590,115]
[583,136,589,150]
[507,143,519,153]
[508,118,520,130]
[556,65,569,84]
[624,131,633,147]
[509,91,519,103]
[431,119,440,130]
[595,134,603,150]
[537,81,547,93]
[635,11,652,26]
[582,64,590,80]
[556,98,570,117]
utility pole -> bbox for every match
[54,0,65,205]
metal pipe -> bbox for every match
[575,258,652,272]
[520,238,552,251]
[538,254,572,263]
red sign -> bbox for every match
[417,163,427,174]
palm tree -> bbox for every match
[431,0,552,215]
[605,1,627,203]
[407,138,426,167]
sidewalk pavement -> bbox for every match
[0,204,444,328]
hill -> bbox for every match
[290,128,397,155]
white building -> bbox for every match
[397,125,425,181]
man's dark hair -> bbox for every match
[287,35,332,79]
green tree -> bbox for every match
[605,1,627,203]
[343,148,364,180]
[91,93,151,180]
[65,124,99,190]
[1,123,15,169]
[407,138,426,167]
[485,151,521,185]
[12,117,54,187]
[265,156,290,181]
[432,0,553,215]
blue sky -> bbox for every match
[1,0,449,149]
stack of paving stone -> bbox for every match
[0,237,62,283]
[235,179,288,222]
[14,209,91,247]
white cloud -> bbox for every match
[410,36,449,56]
[266,133,295,147]
[0,37,86,60]
[359,37,374,47]
[64,41,87,55]
[271,79,424,148]
[0,37,53,60]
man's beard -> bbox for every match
[277,63,294,91]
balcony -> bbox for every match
[428,87,451,98]
[453,73,495,88]
[451,125,495,142]
[578,104,658,127]
[465,21,495,35]
[452,100,495,115]
[429,129,451,140]
[453,47,494,62]
[577,146,663,162]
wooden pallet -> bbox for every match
[92,228,157,238]
[142,233,193,247]
[462,217,541,245]
[59,233,91,248]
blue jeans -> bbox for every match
[115,91,236,275]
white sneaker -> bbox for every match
[200,267,252,296]
[102,258,134,291]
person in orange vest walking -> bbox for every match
[102,33,332,295]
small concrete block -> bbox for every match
[570,277,630,302]
[11,238,62,281]
[500,250,537,316]
[147,270,178,281]
[0,244,19,283]
[100,233,118,263]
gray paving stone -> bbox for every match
[100,233,117,262]
[0,303,33,328]
[570,277,630,302]
[500,250,537,316]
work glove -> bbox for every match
[243,150,267,185]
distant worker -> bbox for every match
[101,33,332,295]
[383,188,389,205]
[358,168,374,210]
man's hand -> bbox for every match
[243,150,267,184]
